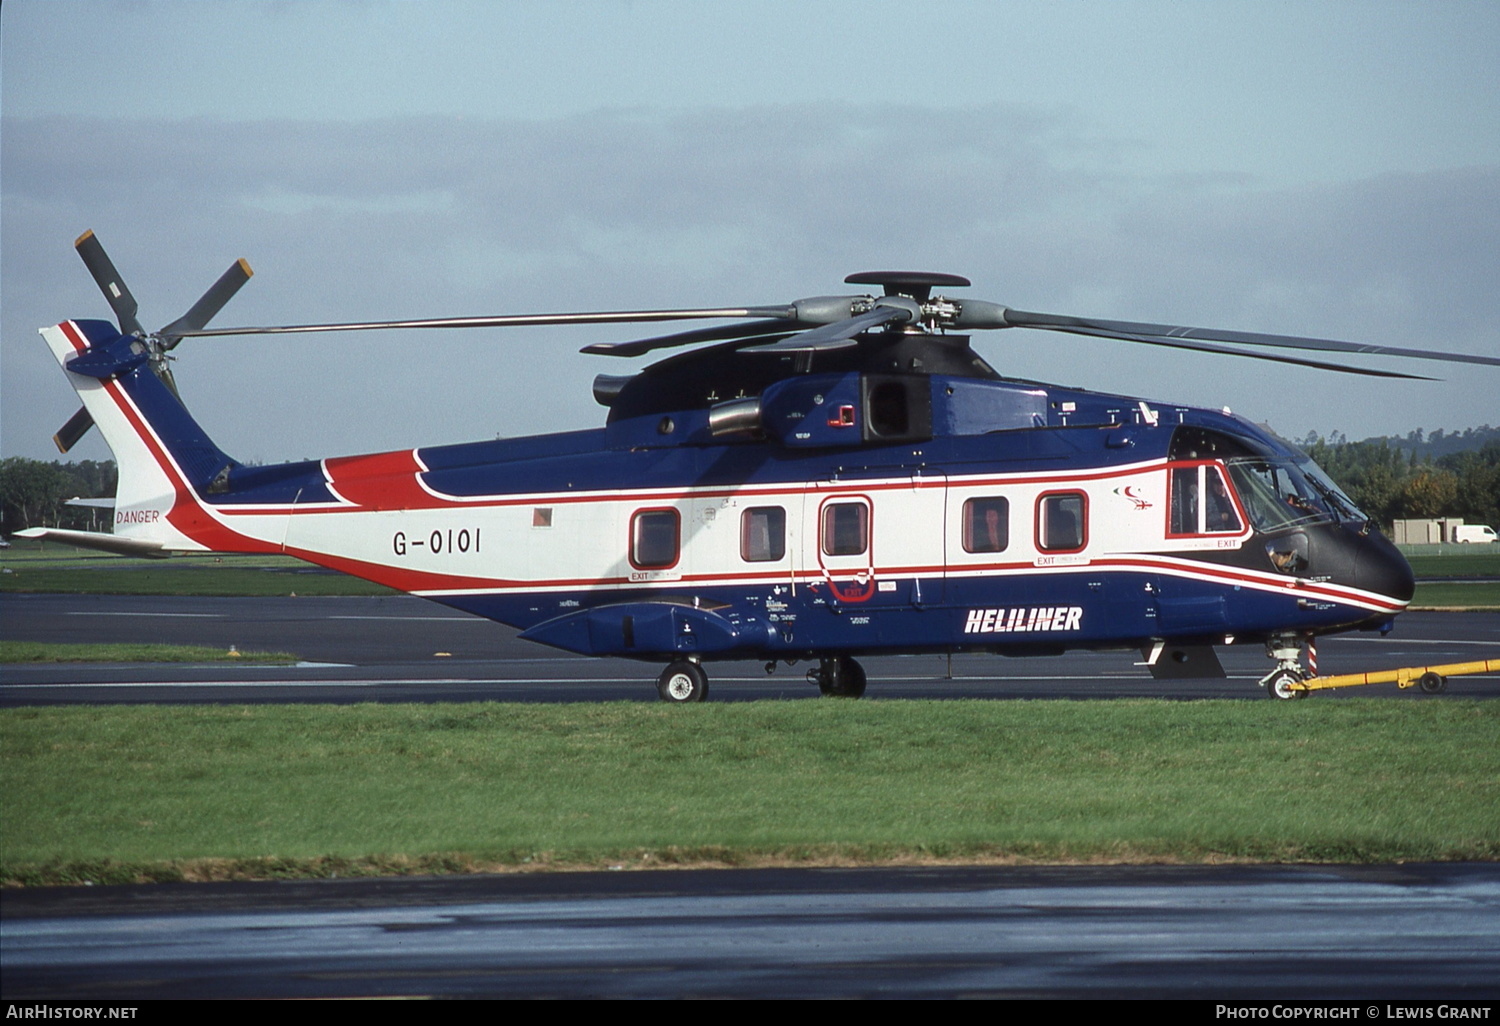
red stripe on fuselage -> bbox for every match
[323,450,431,509]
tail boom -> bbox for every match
[41,319,274,555]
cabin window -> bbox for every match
[821,501,869,556]
[630,508,680,569]
[1169,464,1243,536]
[741,506,786,562]
[1037,491,1087,553]
[962,497,1010,553]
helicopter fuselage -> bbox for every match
[50,318,1413,671]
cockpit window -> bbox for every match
[1224,457,1367,531]
[1297,460,1366,522]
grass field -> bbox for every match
[3,700,1497,885]
[0,540,394,596]
[0,641,297,664]
[1410,582,1500,609]
[1403,549,1500,580]
[1401,545,1500,566]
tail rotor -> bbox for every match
[53,231,253,451]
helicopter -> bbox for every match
[24,231,1500,701]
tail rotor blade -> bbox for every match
[74,230,144,337]
[158,259,254,344]
[53,406,95,453]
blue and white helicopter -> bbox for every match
[29,232,1500,701]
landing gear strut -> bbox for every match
[657,659,708,703]
[809,655,867,698]
[1259,634,1311,700]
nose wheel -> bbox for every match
[1264,670,1310,700]
[1260,634,1313,700]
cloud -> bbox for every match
[4,107,1497,463]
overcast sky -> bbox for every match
[3,0,1497,466]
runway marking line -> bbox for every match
[1328,636,1499,645]
[327,615,490,622]
[64,611,221,618]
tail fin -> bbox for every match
[40,319,239,553]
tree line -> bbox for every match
[0,458,118,535]
[1295,429,1499,528]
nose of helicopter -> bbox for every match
[1353,528,1416,604]
[1302,523,1415,606]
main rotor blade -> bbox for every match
[742,305,913,353]
[157,259,254,344]
[53,407,95,454]
[582,319,795,357]
[174,306,798,338]
[1034,322,1433,379]
[74,230,144,337]
[1003,309,1500,368]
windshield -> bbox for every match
[1297,459,1367,521]
[1223,457,1367,531]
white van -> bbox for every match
[1451,524,1497,544]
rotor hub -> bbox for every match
[844,271,971,303]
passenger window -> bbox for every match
[741,506,786,562]
[821,501,869,556]
[630,509,680,569]
[1037,492,1087,553]
[962,497,1010,553]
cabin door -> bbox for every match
[802,469,946,611]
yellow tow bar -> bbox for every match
[1289,657,1500,696]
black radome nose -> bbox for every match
[1355,530,1416,603]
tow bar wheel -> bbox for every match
[1418,672,1447,694]
[658,661,708,703]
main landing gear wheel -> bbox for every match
[810,655,867,698]
[657,661,708,703]
[1418,672,1447,694]
[1266,672,1309,701]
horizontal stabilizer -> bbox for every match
[14,527,169,559]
